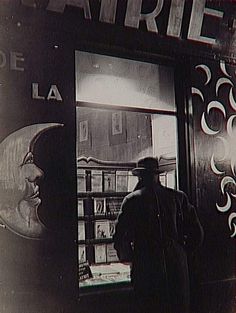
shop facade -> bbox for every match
[0,1,235,313]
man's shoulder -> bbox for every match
[159,185,186,200]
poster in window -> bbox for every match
[94,198,106,215]
[91,170,103,192]
[78,221,85,241]
[112,112,122,135]
[109,111,127,145]
[78,199,84,217]
[79,120,88,142]
[94,244,107,264]
[95,220,110,239]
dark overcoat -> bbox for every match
[113,183,203,313]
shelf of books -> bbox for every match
[77,155,176,289]
[77,157,137,289]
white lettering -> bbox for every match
[0,51,7,69]
[167,0,185,38]
[99,0,117,24]
[47,85,63,101]
[32,83,45,100]
[10,52,25,71]
[47,0,91,19]
[187,0,224,45]
[125,0,164,33]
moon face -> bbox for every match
[0,123,63,239]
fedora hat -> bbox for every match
[132,157,162,176]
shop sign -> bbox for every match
[2,0,231,47]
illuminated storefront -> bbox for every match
[0,1,235,313]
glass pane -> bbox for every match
[75,51,175,112]
[76,107,178,289]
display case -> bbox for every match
[77,155,176,289]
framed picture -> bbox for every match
[106,243,119,262]
[116,170,128,192]
[94,198,106,215]
[104,171,116,192]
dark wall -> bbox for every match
[190,59,236,313]
[0,26,78,313]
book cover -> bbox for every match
[77,169,86,192]
[127,171,139,191]
[106,243,119,263]
[77,199,84,217]
[95,220,110,239]
[109,221,116,238]
[78,245,87,264]
[106,197,123,216]
[94,244,107,263]
[91,170,103,192]
[78,221,86,241]
[116,170,128,192]
[94,198,106,215]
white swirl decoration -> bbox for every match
[220,60,231,78]
[216,77,233,96]
[228,212,236,238]
[201,101,226,135]
[191,87,204,102]
[195,64,211,85]
[210,154,224,175]
[220,176,236,195]
[226,115,236,138]
[229,88,236,111]
[216,192,231,213]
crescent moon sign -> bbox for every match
[201,112,220,135]
[226,115,236,138]
[220,60,231,78]
[229,88,236,111]
[216,77,233,96]
[207,101,226,118]
[0,123,63,240]
[216,192,231,213]
[216,136,230,161]
[220,176,236,194]
[195,64,211,85]
[191,87,204,102]
[210,154,225,175]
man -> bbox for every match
[113,157,204,313]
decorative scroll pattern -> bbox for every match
[192,61,236,237]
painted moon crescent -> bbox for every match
[229,88,236,111]
[210,154,224,175]
[191,87,204,102]
[226,115,236,138]
[220,60,231,78]
[216,77,233,96]
[195,64,211,85]
[216,192,231,213]
[201,112,220,135]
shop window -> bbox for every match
[76,51,178,290]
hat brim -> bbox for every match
[132,167,163,176]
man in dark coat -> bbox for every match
[113,157,204,313]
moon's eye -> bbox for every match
[21,152,34,166]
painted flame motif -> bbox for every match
[192,61,236,237]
